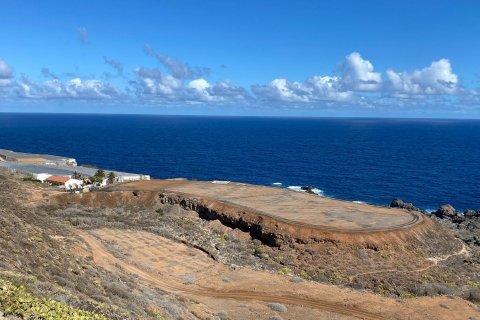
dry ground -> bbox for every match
[109,180,420,231]
[75,227,478,320]
[3,172,480,319]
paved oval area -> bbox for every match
[115,180,421,231]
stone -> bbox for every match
[464,210,477,218]
[300,186,315,194]
[267,303,287,313]
[434,204,456,218]
[390,198,417,211]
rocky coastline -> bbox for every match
[391,198,480,247]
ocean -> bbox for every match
[0,113,479,212]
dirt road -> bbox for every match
[75,228,478,320]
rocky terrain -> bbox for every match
[430,204,480,249]
[391,199,480,248]
[55,186,480,301]
[1,170,480,319]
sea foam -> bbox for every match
[287,186,324,196]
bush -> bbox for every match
[278,267,292,275]
[0,278,108,319]
[399,292,417,299]
[412,282,455,297]
[298,270,309,279]
[267,302,287,313]
[254,247,263,256]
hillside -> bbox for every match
[1,170,480,319]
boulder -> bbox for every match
[452,214,466,223]
[300,186,315,195]
[464,209,477,218]
[390,198,417,211]
[433,204,456,218]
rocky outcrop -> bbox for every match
[300,186,316,195]
[433,204,457,218]
[429,204,480,247]
[390,198,418,211]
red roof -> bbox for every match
[46,176,70,183]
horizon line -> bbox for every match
[1,111,480,121]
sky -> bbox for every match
[1,1,480,117]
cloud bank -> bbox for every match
[0,50,478,112]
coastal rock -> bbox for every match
[452,214,466,223]
[300,186,316,195]
[464,209,479,218]
[433,204,456,218]
[390,198,417,211]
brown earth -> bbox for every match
[55,179,436,247]
[11,175,480,319]
[75,227,478,320]
[52,179,478,297]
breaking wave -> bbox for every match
[287,186,324,196]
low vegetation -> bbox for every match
[2,169,480,319]
[0,278,107,319]
[0,171,185,319]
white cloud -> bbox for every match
[307,76,353,101]
[211,80,251,102]
[252,76,352,103]
[133,67,184,98]
[133,64,250,103]
[252,79,309,102]
[1,50,476,111]
[188,78,213,101]
[157,75,183,96]
[339,52,382,91]
[386,59,458,97]
[0,59,13,89]
[16,77,118,100]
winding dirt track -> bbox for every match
[76,229,385,320]
[349,242,470,281]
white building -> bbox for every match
[45,176,84,190]
[34,173,52,182]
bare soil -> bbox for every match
[76,227,478,320]
[2,172,480,319]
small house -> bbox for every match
[45,176,83,190]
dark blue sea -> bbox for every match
[0,113,479,212]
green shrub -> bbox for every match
[298,270,309,279]
[278,267,292,275]
[0,278,108,320]
[399,292,417,299]
[254,247,263,256]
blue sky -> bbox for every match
[0,1,479,117]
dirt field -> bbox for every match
[110,180,421,231]
[75,228,479,320]
[47,177,480,318]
